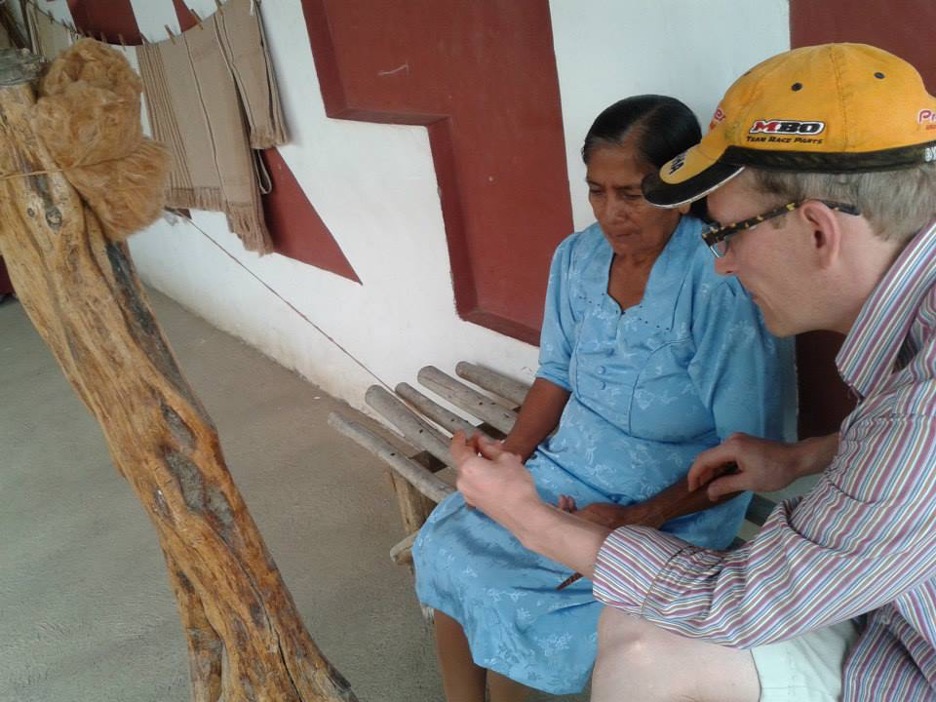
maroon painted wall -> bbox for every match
[53,2,933,438]
[300,0,573,343]
[67,0,141,44]
[790,0,936,88]
[71,1,571,339]
[789,0,934,437]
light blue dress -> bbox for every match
[413,217,790,694]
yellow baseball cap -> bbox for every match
[643,43,936,207]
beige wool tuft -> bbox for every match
[32,39,170,241]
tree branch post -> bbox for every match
[0,47,358,702]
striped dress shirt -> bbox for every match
[593,222,936,700]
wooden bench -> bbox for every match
[328,362,777,565]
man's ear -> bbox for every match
[801,201,844,270]
[677,203,691,215]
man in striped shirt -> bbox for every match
[452,43,936,701]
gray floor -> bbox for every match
[0,290,586,702]
[1,290,442,701]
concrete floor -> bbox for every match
[0,291,586,702]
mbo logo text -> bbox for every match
[749,120,825,135]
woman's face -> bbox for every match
[586,142,681,256]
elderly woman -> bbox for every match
[413,95,791,701]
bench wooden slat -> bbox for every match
[395,382,478,437]
[390,532,418,566]
[365,385,453,467]
[455,362,529,408]
[417,365,518,435]
[327,413,455,504]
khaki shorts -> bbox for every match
[752,620,859,702]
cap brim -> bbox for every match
[643,156,744,208]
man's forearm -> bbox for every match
[511,501,611,578]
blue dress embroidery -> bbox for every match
[413,217,791,694]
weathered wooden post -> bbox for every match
[0,44,358,702]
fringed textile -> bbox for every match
[137,8,275,254]
[25,3,73,60]
[214,0,287,149]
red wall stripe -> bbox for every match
[788,0,932,437]
[172,0,199,32]
[790,0,935,90]
[300,0,573,344]
[160,1,360,282]
[260,150,359,282]
[67,0,142,44]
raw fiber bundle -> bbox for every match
[32,39,170,241]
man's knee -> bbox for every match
[595,608,668,677]
[592,608,760,702]
[592,609,679,701]
[598,608,660,648]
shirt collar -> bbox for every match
[837,221,936,398]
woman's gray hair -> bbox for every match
[745,163,936,243]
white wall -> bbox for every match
[36,0,791,413]
[551,0,791,228]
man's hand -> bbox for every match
[453,432,613,577]
[688,432,838,500]
[451,431,544,531]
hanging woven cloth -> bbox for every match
[214,0,288,149]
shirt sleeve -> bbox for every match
[535,235,577,391]
[593,409,936,648]
[687,276,792,442]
